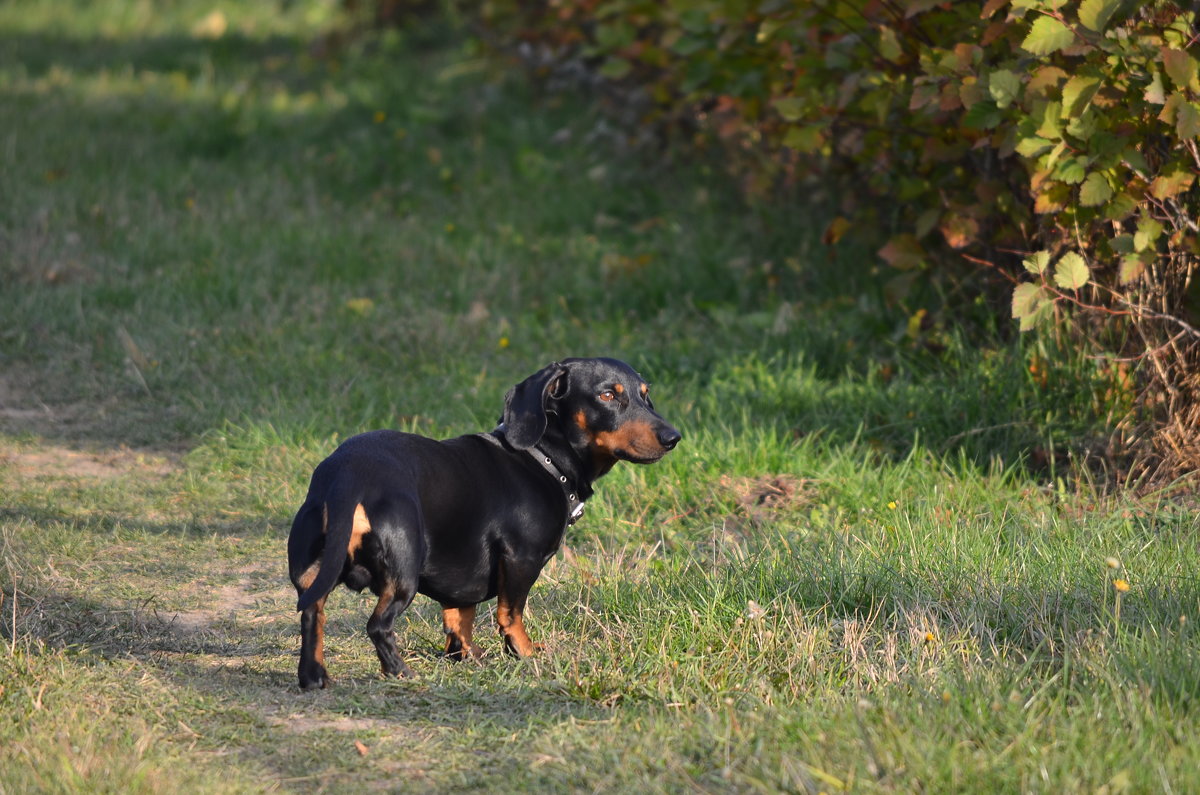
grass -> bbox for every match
[2,1,1199,792]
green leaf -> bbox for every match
[1016,136,1055,157]
[774,97,806,122]
[782,124,825,153]
[1012,282,1043,318]
[1023,301,1055,331]
[1144,70,1166,104]
[963,100,1002,129]
[879,26,903,61]
[1044,140,1068,169]
[1159,92,1184,125]
[1104,192,1138,220]
[598,57,632,79]
[1121,148,1149,176]
[1110,234,1135,254]
[1119,252,1151,284]
[1035,179,1071,214]
[1022,16,1075,56]
[1035,101,1063,138]
[1119,256,1145,285]
[1054,252,1090,289]
[1061,74,1101,117]
[1079,171,1112,206]
[1134,218,1164,251]
[1078,0,1120,32]
[1029,67,1068,97]
[989,69,1022,109]
[1023,250,1052,275]
[1065,109,1097,141]
[1176,101,1200,139]
[1139,217,1164,242]
[1012,284,1054,331]
[1055,156,1087,185]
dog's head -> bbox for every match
[503,357,681,465]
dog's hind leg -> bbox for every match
[364,498,423,678]
[367,583,417,678]
[297,594,331,690]
[290,508,333,690]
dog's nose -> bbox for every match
[657,426,682,450]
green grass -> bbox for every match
[2,1,1198,792]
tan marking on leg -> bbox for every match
[314,596,327,667]
[496,599,536,657]
[297,560,321,590]
[442,604,482,659]
[347,503,372,560]
[372,583,396,620]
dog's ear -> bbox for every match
[503,362,569,449]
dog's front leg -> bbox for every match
[496,560,541,657]
[442,604,484,661]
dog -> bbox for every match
[287,357,681,689]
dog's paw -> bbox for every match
[502,634,540,658]
[451,643,484,662]
[444,636,486,662]
[298,663,331,691]
[388,659,416,679]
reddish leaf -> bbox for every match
[940,214,980,249]
[878,234,926,270]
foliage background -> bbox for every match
[470,0,1200,480]
[3,0,1200,792]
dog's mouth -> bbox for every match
[613,442,675,464]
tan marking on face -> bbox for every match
[575,410,589,430]
[639,383,648,397]
[593,420,661,457]
[348,503,371,560]
[613,383,624,394]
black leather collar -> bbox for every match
[478,429,588,526]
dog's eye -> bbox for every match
[599,390,616,402]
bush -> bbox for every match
[470,0,1200,478]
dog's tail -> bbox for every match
[296,479,362,612]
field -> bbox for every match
[2,2,1199,792]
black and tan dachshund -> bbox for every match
[287,357,681,689]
